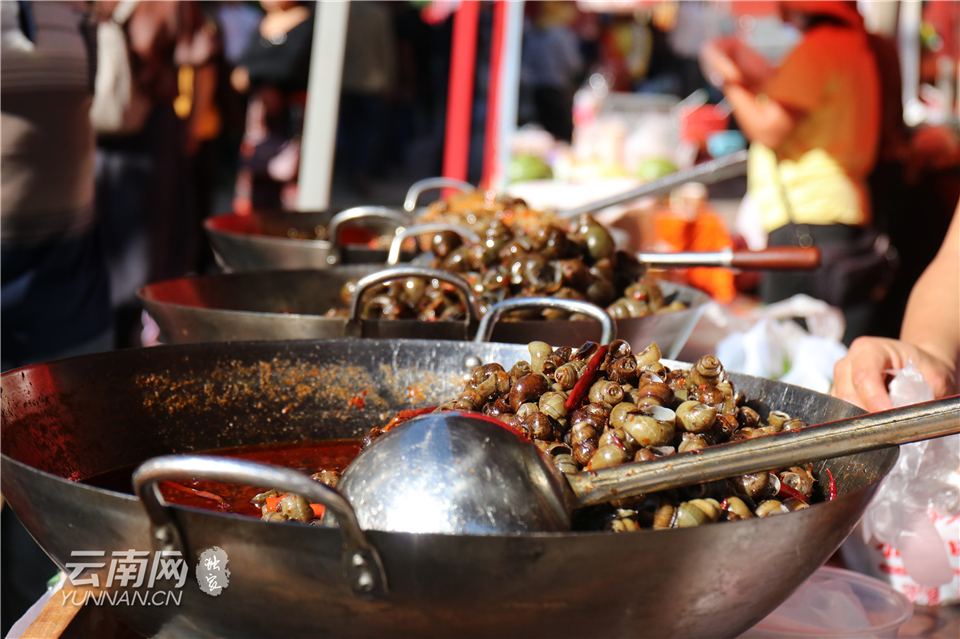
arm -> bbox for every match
[900,203,960,379]
[722,83,798,150]
[699,40,797,150]
[833,204,960,410]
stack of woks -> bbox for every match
[148,202,709,354]
[176,162,813,351]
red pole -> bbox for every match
[442,1,481,188]
[481,0,506,190]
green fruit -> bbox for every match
[636,157,678,182]
[508,154,553,183]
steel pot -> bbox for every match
[140,263,703,357]
[206,206,413,271]
[2,338,895,638]
[141,265,487,343]
[210,155,749,274]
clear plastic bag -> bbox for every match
[843,362,960,604]
[713,294,847,392]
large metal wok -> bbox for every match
[209,153,749,273]
[205,206,413,271]
[2,338,895,638]
[139,265,705,358]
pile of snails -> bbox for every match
[361,340,823,533]
[418,189,561,235]
[335,209,686,321]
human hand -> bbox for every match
[832,337,956,412]
[699,40,744,88]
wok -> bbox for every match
[139,265,703,357]
[205,206,413,271]
[2,338,896,638]
[210,156,749,273]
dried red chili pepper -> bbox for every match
[825,469,837,501]
[776,481,810,504]
[565,345,609,411]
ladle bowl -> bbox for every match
[335,412,570,533]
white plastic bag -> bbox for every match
[713,294,847,392]
[843,362,960,605]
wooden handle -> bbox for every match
[729,247,821,270]
[22,584,84,638]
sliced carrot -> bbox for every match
[310,503,325,518]
[265,494,288,513]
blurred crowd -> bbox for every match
[3,1,958,366]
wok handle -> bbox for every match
[327,206,412,249]
[635,247,821,270]
[132,455,388,598]
[728,246,821,270]
[348,266,481,326]
[386,223,481,266]
[558,150,748,218]
[570,396,960,508]
[403,177,475,212]
[475,297,616,344]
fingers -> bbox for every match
[832,337,895,412]
[851,358,894,413]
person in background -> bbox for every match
[339,0,396,196]
[231,0,313,212]
[212,0,261,216]
[94,0,212,347]
[1,2,107,632]
[522,0,582,143]
[832,202,958,412]
[2,1,110,369]
[175,3,225,276]
[700,1,881,345]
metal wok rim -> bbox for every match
[204,217,337,250]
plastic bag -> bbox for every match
[713,294,847,392]
[842,362,960,605]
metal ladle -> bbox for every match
[334,396,960,534]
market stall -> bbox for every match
[2,1,959,638]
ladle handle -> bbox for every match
[475,297,616,344]
[386,223,481,266]
[570,396,960,507]
[559,150,748,218]
[635,247,821,270]
[348,266,481,326]
[403,177,475,212]
[132,455,388,598]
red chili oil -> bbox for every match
[83,440,362,519]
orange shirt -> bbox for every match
[748,24,881,230]
[763,24,881,182]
